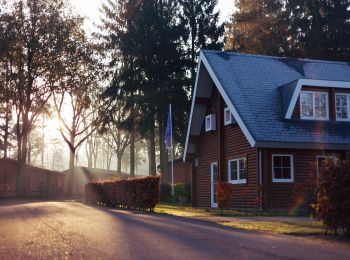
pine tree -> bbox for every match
[225,0,285,55]
[284,0,350,60]
[180,0,224,83]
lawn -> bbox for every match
[221,221,324,235]
[154,204,254,217]
[154,204,326,236]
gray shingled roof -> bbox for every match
[202,50,350,145]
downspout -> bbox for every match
[258,149,263,211]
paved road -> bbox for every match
[0,201,349,260]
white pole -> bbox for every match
[170,104,174,197]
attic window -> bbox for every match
[224,107,235,125]
[205,114,216,132]
[300,91,329,120]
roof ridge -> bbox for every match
[201,49,350,66]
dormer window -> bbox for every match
[335,93,350,121]
[224,107,235,125]
[300,91,329,120]
[205,114,216,132]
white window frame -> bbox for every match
[272,154,294,183]
[205,114,216,132]
[300,91,329,120]
[316,155,338,176]
[224,107,234,125]
[228,158,247,184]
[335,93,350,121]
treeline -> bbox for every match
[226,0,350,60]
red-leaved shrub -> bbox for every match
[315,159,350,236]
[85,176,160,211]
[217,182,233,209]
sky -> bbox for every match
[69,0,236,33]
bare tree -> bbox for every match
[54,29,101,195]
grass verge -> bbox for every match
[221,221,324,235]
[154,204,327,237]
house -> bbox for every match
[0,158,64,198]
[164,159,192,185]
[183,50,350,211]
[63,166,143,196]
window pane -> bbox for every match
[282,168,291,179]
[230,161,238,180]
[213,163,217,174]
[225,109,230,121]
[336,94,348,119]
[239,158,247,180]
[301,92,313,117]
[315,92,327,118]
[273,156,282,167]
[274,168,282,179]
[282,156,291,168]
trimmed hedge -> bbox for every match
[85,176,160,211]
[315,159,350,236]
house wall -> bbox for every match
[193,87,259,208]
[261,148,347,210]
[166,161,192,184]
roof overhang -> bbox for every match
[284,79,350,119]
[183,51,256,162]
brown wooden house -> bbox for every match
[164,159,192,185]
[183,50,350,211]
[0,158,64,198]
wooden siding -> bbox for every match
[262,148,347,210]
[193,87,259,208]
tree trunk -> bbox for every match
[129,105,135,177]
[117,153,122,174]
[3,102,10,158]
[67,148,75,196]
[148,121,156,176]
[158,120,168,183]
[67,132,76,196]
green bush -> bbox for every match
[85,176,160,211]
[315,159,350,236]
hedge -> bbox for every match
[314,159,350,236]
[85,176,160,211]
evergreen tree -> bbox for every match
[284,0,350,60]
[225,0,285,55]
[98,0,189,176]
[180,0,224,83]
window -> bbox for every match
[335,93,350,121]
[317,156,338,176]
[300,91,328,120]
[272,155,294,183]
[228,158,247,184]
[224,107,235,125]
[211,162,218,208]
[205,114,216,132]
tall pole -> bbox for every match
[170,104,174,196]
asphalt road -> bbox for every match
[0,201,349,260]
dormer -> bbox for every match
[281,79,350,121]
